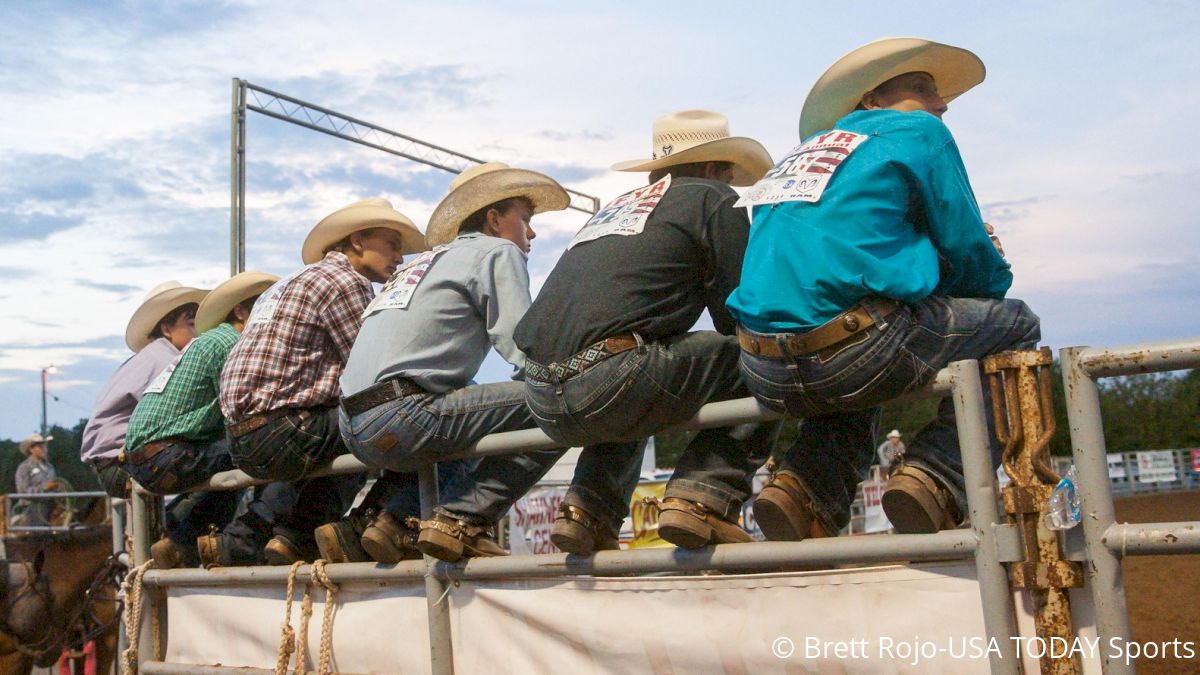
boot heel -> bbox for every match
[551,518,596,555]
[417,527,465,562]
[658,510,714,549]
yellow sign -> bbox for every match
[628,481,672,549]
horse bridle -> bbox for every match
[0,558,61,659]
[0,552,128,662]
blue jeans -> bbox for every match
[339,380,564,524]
[125,438,239,565]
[739,295,1041,529]
[229,406,365,549]
[524,331,777,532]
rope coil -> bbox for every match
[120,558,158,675]
[275,559,339,675]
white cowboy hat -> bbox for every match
[125,281,209,353]
[425,162,569,247]
[611,110,773,187]
[887,429,902,439]
[301,197,427,265]
[798,37,986,139]
[19,433,53,455]
[195,271,281,334]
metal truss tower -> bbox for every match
[230,78,601,274]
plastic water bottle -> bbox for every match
[1045,466,1081,530]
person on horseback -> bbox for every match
[14,434,57,527]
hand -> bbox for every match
[43,480,58,491]
[984,222,1005,258]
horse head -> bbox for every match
[0,551,65,666]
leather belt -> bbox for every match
[227,407,295,439]
[341,377,426,417]
[525,333,640,383]
[737,297,902,358]
[120,437,184,465]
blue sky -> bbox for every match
[1,2,1199,441]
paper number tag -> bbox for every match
[143,339,193,395]
[362,246,449,319]
[568,175,671,250]
[244,269,303,329]
[735,130,869,208]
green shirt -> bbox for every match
[126,323,239,449]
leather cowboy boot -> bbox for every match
[417,513,508,563]
[753,470,836,541]
[359,512,422,564]
[550,503,620,555]
[881,464,962,534]
[657,497,752,549]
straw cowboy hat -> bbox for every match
[195,271,281,334]
[125,281,209,353]
[19,433,52,455]
[611,110,773,187]
[301,197,427,265]
[887,429,902,439]
[798,37,986,139]
[425,162,569,247]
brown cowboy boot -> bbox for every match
[657,497,752,549]
[417,513,508,563]
[882,464,962,534]
[150,537,183,570]
[753,470,836,541]
[314,507,376,563]
[550,503,620,555]
[359,512,422,564]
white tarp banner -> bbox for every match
[508,484,569,555]
[1136,450,1177,483]
[163,560,1098,673]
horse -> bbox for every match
[0,496,123,675]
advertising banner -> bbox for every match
[1191,449,1200,474]
[1136,450,1177,483]
[508,485,569,555]
[860,481,891,534]
[1106,454,1127,479]
[628,481,671,549]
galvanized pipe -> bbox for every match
[1102,521,1200,555]
[230,78,247,275]
[1075,336,1200,378]
[419,464,455,675]
[946,360,1021,673]
[142,664,274,674]
[1061,346,1133,675]
[144,531,977,588]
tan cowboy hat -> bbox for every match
[425,162,569,247]
[195,271,281,334]
[887,429,902,439]
[125,281,209,353]
[301,197,427,265]
[798,37,985,140]
[19,433,52,455]
[611,110,773,187]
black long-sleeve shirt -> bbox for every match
[515,177,749,363]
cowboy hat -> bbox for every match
[194,271,281,334]
[887,429,902,439]
[301,197,427,265]
[425,162,569,247]
[19,433,52,455]
[125,281,209,353]
[798,37,986,139]
[611,110,772,187]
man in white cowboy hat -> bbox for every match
[81,281,209,499]
[877,429,905,477]
[728,37,1040,537]
[123,271,278,568]
[14,433,58,526]
[333,162,571,563]
[212,198,425,566]
[513,110,781,553]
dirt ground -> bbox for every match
[1111,490,1199,674]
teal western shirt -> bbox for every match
[727,109,1012,333]
[126,322,239,449]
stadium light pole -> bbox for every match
[40,365,58,437]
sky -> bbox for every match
[1,1,1199,442]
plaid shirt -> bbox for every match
[125,323,239,449]
[220,252,373,423]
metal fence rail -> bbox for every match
[120,342,1200,674]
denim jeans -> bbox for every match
[739,295,1041,528]
[339,380,564,524]
[524,331,778,532]
[229,406,364,547]
[125,438,239,566]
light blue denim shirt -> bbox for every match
[727,109,1012,333]
[341,233,531,396]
